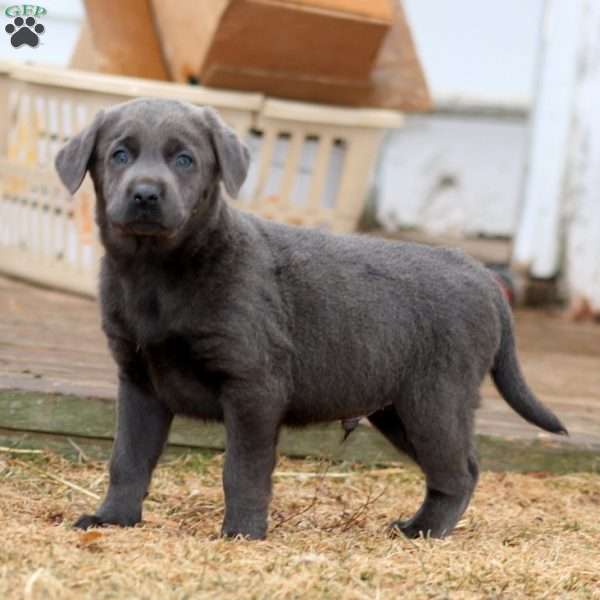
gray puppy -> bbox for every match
[55,98,566,540]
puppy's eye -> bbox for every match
[112,149,130,165]
[175,153,193,169]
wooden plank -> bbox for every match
[475,435,600,474]
[0,391,115,438]
[82,0,169,80]
[275,0,394,23]
[0,428,205,462]
[0,389,400,463]
[366,1,432,111]
[69,22,101,72]
[197,1,429,110]
[201,0,391,83]
[512,0,583,277]
[373,229,512,265]
[562,1,600,315]
[1,393,598,473]
[152,0,398,88]
[0,427,114,460]
[151,0,229,84]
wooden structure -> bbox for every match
[78,0,170,80]
[0,62,401,297]
[513,0,600,315]
[76,0,430,110]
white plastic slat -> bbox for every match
[0,65,400,296]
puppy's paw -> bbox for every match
[221,525,267,541]
[73,514,104,530]
[73,512,141,530]
[387,519,447,540]
[222,505,268,540]
[221,515,267,540]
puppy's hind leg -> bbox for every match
[385,383,480,539]
[368,405,418,464]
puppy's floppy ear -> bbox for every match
[55,110,104,195]
[203,107,250,197]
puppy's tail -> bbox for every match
[491,294,567,435]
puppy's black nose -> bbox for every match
[132,182,161,209]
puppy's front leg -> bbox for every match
[221,400,280,540]
[74,378,173,529]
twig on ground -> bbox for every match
[272,459,332,530]
[273,471,353,479]
[323,486,387,532]
[67,438,91,463]
[0,446,43,454]
[14,459,100,500]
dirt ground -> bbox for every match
[1,450,599,600]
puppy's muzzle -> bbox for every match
[118,180,170,236]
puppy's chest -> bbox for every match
[120,287,224,417]
[124,286,166,346]
[142,336,224,418]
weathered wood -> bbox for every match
[0,427,114,461]
[0,389,401,464]
[0,428,203,462]
[367,1,432,111]
[373,229,512,265]
[476,436,600,474]
[69,22,101,72]
[81,0,169,80]
[150,0,229,83]
[1,394,598,473]
[562,1,600,315]
[513,0,583,277]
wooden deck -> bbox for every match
[1,274,599,458]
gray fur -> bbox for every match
[55,98,566,540]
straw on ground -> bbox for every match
[1,451,599,599]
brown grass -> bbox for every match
[1,450,599,600]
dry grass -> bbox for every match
[1,450,599,600]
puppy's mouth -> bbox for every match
[112,221,178,239]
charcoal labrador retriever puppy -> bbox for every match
[55,98,566,540]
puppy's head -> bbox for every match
[55,98,249,247]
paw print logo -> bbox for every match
[5,16,45,48]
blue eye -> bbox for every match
[112,149,129,165]
[175,153,193,169]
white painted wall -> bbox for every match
[376,0,544,239]
[377,114,528,238]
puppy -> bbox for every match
[55,98,566,540]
